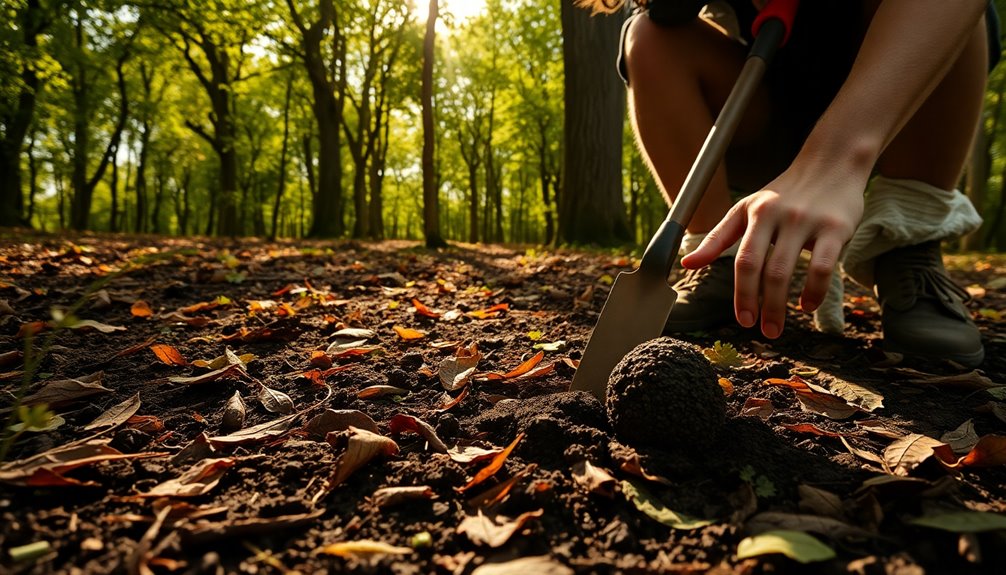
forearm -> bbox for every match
[799,0,987,174]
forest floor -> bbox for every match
[0,230,1005,575]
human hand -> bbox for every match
[680,168,865,339]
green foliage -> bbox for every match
[739,464,777,498]
[702,341,745,368]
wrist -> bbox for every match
[798,130,882,180]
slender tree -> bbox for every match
[421,0,446,247]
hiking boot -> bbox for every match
[874,241,984,367]
[664,256,737,333]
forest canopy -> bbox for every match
[2,0,1006,250]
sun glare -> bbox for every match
[413,0,487,24]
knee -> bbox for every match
[622,16,701,86]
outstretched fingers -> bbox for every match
[680,207,746,269]
[799,235,844,313]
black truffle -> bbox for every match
[606,337,725,450]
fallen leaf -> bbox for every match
[856,419,906,439]
[192,352,255,370]
[780,423,843,438]
[16,320,47,339]
[437,386,469,412]
[161,312,214,328]
[531,340,566,352]
[883,434,947,475]
[221,391,246,433]
[479,352,544,381]
[764,377,812,391]
[941,419,979,454]
[571,460,616,497]
[305,409,379,436]
[819,376,885,412]
[309,350,333,368]
[910,511,1006,533]
[447,444,504,465]
[168,363,245,385]
[137,458,236,498]
[388,414,448,452]
[471,556,573,575]
[150,344,188,366]
[621,479,713,529]
[466,464,538,510]
[66,319,127,333]
[513,362,555,381]
[412,298,441,318]
[740,397,774,420]
[357,384,410,399]
[209,413,298,447]
[895,368,998,391]
[181,510,323,545]
[83,392,141,431]
[327,427,400,489]
[317,540,414,557]
[393,325,426,341]
[257,384,294,414]
[458,433,524,493]
[456,508,543,547]
[794,389,861,420]
[439,343,482,391]
[0,440,166,486]
[839,437,885,466]
[937,434,1006,468]
[703,341,744,368]
[127,415,165,434]
[0,350,23,368]
[797,485,846,520]
[718,377,735,396]
[330,345,381,358]
[736,530,836,563]
[746,511,876,541]
[22,372,111,408]
[131,300,154,318]
[466,303,509,319]
[370,486,437,509]
[614,449,673,486]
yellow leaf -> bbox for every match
[317,540,414,557]
[393,325,426,341]
[131,300,153,318]
[718,377,734,396]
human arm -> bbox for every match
[681,0,989,339]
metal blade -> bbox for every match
[570,268,678,399]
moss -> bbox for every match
[606,337,725,450]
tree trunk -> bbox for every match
[272,73,293,240]
[421,0,446,248]
[557,1,629,246]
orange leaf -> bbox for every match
[466,303,510,319]
[310,350,333,368]
[740,397,774,420]
[437,386,469,412]
[763,377,812,391]
[459,432,524,493]
[393,325,426,341]
[150,344,188,366]
[412,298,441,319]
[502,351,544,378]
[780,423,843,438]
[16,321,47,339]
[131,300,154,318]
[939,434,1006,468]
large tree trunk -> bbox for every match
[557,1,629,246]
[272,74,293,240]
[421,0,446,248]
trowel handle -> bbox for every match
[638,0,801,280]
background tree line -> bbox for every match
[2,0,1006,250]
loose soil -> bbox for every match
[1,231,1005,575]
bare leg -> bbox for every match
[876,16,988,186]
[623,15,773,233]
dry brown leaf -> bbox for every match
[614,450,673,486]
[513,362,555,381]
[883,434,947,476]
[893,368,998,390]
[221,391,246,433]
[309,350,333,368]
[439,343,482,391]
[305,409,379,436]
[571,460,616,497]
[67,319,127,333]
[149,344,188,366]
[797,485,846,520]
[131,300,154,318]
[740,397,774,420]
[181,510,323,545]
[208,413,298,447]
[168,363,245,385]
[447,444,504,465]
[471,555,573,575]
[0,440,166,487]
[22,372,111,407]
[437,386,469,412]
[937,435,1006,468]
[127,415,165,434]
[317,540,413,557]
[839,436,885,466]
[137,458,236,498]
[746,511,876,541]
[479,352,545,381]
[370,486,437,509]
[331,345,381,358]
[83,392,142,431]
[257,384,294,414]
[160,312,214,328]
[327,427,400,489]
[794,389,862,420]
[393,325,426,341]
[388,414,448,452]
[457,508,543,547]
[357,384,409,399]
[459,433,524,493]
[780,423,844,438]
[819,376,885,412]
[466,464,538,510]
[941,420,980,454]
[856,419,906,439]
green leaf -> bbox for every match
[910,511,1006,533]
[702,341,744,368]
[985,387,1006,401]
[736,530,836,563]
[621,479,713,530]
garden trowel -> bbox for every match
[571,0,800,399]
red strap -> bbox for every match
[752,0,800,46]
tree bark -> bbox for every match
[421,0,446,248]
[272,73,294,240]
[557,1,630,246]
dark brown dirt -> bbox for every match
[1,230,1005,575]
